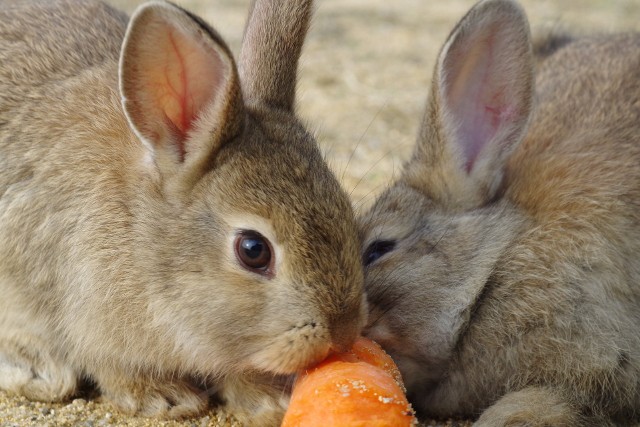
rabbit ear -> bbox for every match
[418,0,533,205]
[238,0,312,111]
[120,1,243,187]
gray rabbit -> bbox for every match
[359,0,640,425]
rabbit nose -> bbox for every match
[329,316,362,353]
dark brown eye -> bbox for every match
[234,231,273,276]
[363,240,396,266]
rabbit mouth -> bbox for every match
[364,321,451,392]
[247,322,333,374]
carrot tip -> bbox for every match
[281,337,417,427]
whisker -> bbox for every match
[340,101,388,183]
[348,128,414,200]
[348,148,396,200]
[352,182,390,215]
[352,150,403,214]
[429,216,454,253]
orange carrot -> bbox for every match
[281,337,417,427]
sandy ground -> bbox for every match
[2,0,640,426]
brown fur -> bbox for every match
[0,1,366,425]
[359,0,640,425]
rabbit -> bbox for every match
[358,0,640,425]
[0,0,367,425]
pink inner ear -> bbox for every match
[460,92,519,173]
[141,27,225,159]
[445,27,520,172]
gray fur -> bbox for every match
[359,0,640,425]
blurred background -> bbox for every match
[110,0,640,214]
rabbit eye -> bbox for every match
[234,231,273,276]
[363,240,396,266]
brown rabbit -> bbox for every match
[358,0,640,425]
[0,0,366,425]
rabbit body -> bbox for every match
[0,0,366,424]
[359,1,640,425]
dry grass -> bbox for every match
[108,0,640,212]
[1,0,639,426]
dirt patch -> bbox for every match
[2,0,639,426]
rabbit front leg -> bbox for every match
[0,303,78,402]
[218,372,290,427]
[94,370,209,418]
[474,386,597,427]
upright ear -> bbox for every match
[238,0,312,111]
[119,1,243,189]
[413,0,533,206]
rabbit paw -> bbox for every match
[473,387,583,427]
[0,336,78,402]
[219,373,290,427]
[97,374,209,418]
